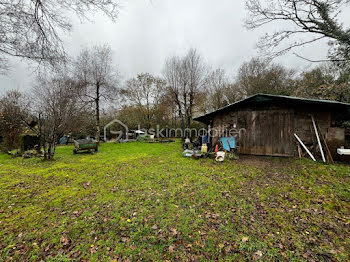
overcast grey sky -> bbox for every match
[1,0,349,92]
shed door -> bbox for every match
[239,110,294,157]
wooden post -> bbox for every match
[311,115,326,162]
[316,123,334,164]
[294,133,316,161]
[297,144,302,158]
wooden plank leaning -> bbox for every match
[294,133,316,161]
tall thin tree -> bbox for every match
[74,45,119,142]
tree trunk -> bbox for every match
[47,143,52,159]
[187,91,194,132]
[95,83,100,143]
[176,102,185,140]
[180,111,185,140]
[43,142,48,160]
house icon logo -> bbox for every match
[104,119,129,142]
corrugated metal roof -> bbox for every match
[193,93,350,123]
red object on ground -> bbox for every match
[215,144,219,156]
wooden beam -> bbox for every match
[297,144,302,158]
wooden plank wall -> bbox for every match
[293,110,331,145]
[211,108,295,157]
[210,104,343,159]
[239,109,295,157]
[293,110,331,158]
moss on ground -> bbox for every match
[0,141,349,261]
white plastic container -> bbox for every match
[215,151,225,162]
[337,147,350,155]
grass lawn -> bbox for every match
[0,141,350,261]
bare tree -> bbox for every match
[0,90,28,151]
[184,48,207,132]
[203,69,230,112]
[0,57,10,74]
[223,83,246,105]
[121,73,166,129]
[163,49,207,138]
[74,44,119,142]
[163,56,184,132]
[0,0,120,72]
[295,63,350,102]
[237,58,296,96]
[245,0,350,64]
[30,74,81,159]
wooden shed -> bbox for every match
[194,94,350,159]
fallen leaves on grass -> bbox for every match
[90,244,97,254]
[60,235,70,247]
[253,250,263,260]
[169,245,175,252]
[1,142,350,261]
[241,236,249,243]
[170,228,177,236]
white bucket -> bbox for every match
[216,151,225,162]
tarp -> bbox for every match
[219,137,235,151]
[59,136,68,144]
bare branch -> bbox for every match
[0,0,120,73]
[293,52,350,62]
[245,0,350,63]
